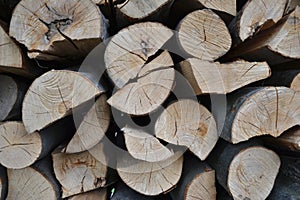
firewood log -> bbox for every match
[52,142,107,198]
[9,0,108,61]
[179,58,270,94]
[117,151,183,196]
[7,157,61,199]
[0,165,7,200]
[221,87,300,144]
[155,99,218,160]
[64,94,110,153]
[22,70,105,133]
[169,153,216,200]
[68,188,107,200]
[122,126,174,162]
[207,140,281,200]
[176,9,232,61]
[0,75,28,121]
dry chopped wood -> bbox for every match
[9,0,108,61]
[155,99,218,160]
[22,70,104,133]
[176,9,231,61]
[221,87,300,144]
[170,153,216,200]
[68,188,107,200]
[117,151,183,196]
[179,58,270,94]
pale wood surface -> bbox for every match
[176,9,231,61]
[68,188,107,200]
[199,0,236,16]
[291,73,300,93]
[180,58,270,94]
[155,99,218,160]
[22,70,103,133]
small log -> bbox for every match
[0,165,7,200]
[0,22,39,78]
[155,99,218,160]
[169,153,216,200]
[64,94,110,153]
[68,188,107,200]
[115,0,174,28]
[9,0,108,61]
[0,75,28,121]
[179,58,270,95]
[0,117,74,169]
[224,6,300,65]
[22,70,104,133]
[52,142,107,198]
[123,126,174,162]
[229,0,286,44]
[176,9,232,61]
[7,157,61,199]
[207,140,281,200]
[107,50,175,116]
[117,151,183,196]
[221,87,300,144]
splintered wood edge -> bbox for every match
[176,9,231,61]
[185,170,216,200]
[228,147,280,200]
[238,0,286,41]
[0,122,42,169]
[197,0,236,16]
[180,59,271,94]
[7,167,57,199]
[123,126,174,162]
[107,50,175,116]
[231,87,300,144]
[117,152,183,196]
[68,188,107,200]
[0,75,18,121]
[268,6,300,59]
[104,22,173,88]
[155,99,218,160]
[291,73,300,93]
[65,94,110,153]
[52,143,107,198]
[22,70,103,133]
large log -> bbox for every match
[179,58,270,94]
[221,87,300,144]
[9,0,108,62]
[176,9,232,61]
[22,70,104,133]
[207,140,281,200]
[155,99,218,160]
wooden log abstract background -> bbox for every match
[0,0,299,199]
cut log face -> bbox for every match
[180,58,271,94]
[52,143,107,198]
[291,73,300,93]
[7,167,58,199]
[104,22,173,89]
[117,151,183,196]
[68,188,107,200]
[9,0,107,61]
[0,122,41,169]
[64,94,110,153]
[232,0,286,42]
[0,75,18,121]
[176,9,231,61]
[228,147,280,200]
[107,50,175,116]
[225,87,300,144]
[197,0,236,16]
[123,126,174,162]
[22,70,103,133]
[155,99,218,160]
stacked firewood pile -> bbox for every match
[0,0,299,199]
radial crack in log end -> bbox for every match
[117,151,183,196]
[64,94,110,153]
[22,70,103,133]
[53,143,107,198]
[176,9,231,61]
[107,50,175,116]
[155,99,218,160]
[123,126,174,162]
[180,58,270,95]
